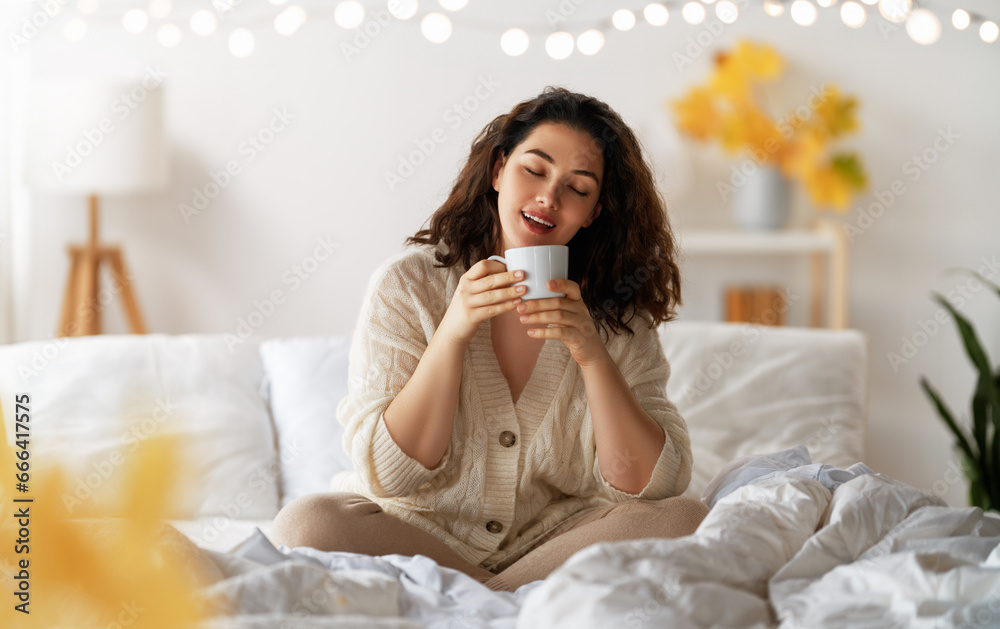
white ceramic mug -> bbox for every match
[488,245,569,300]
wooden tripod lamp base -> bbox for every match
[57,195,148,338]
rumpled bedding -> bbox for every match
[518,473,1000,628]
[179,456,1000,628]
[700,444,875,507]
[187,529,539,628]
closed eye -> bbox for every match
[525,166,589,197]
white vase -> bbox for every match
[731,166,791,231]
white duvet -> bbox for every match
[185,473,1000,629]
[519,474,1000,628]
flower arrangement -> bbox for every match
[670,40,868,212]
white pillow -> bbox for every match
[259,336,352,507]
[658,321,868,499]
[0,334,279,519]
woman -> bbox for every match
[270,86,707,592]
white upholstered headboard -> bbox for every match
[658,321,868,498]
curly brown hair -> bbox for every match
[406,86,682,339]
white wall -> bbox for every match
[2,0,999,508]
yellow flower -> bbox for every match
[711,40,784,101]
[779,128,825,179]
[732,40,785,81]
[720,103,785,163]
[670,86,723,141]
[802,163,854,212]
[808,85,861,141]
[831,152,868,190]
[0,404,211,629]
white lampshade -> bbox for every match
[25,78,169,196]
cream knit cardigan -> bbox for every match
[331,244,693,572]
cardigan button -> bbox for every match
[486,520,503,534]
[498,430,517,447]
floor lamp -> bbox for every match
[25,78,169,337]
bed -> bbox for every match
[1,321,997,628]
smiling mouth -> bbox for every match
[522,212,555,230]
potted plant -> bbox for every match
[669,40,868,229]
[920,272,1000,512]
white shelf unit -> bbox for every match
[677,220,848,329]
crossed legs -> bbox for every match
[268,492,709,592]
[269,492,496,582]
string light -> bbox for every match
[952,9,970,30]
[841,1,866,28]
[77,0,99,15]
[611,9,636,30]
[947,9,998,44]
[577,29,605,55]
[545,31,574,59]
[148,0,172,20]
[189,10,216,36]
[157,23,181,47]
[643,4,670,26]
[421,12,452,43]
[122,8,149,33]
[333,1,364,29]
[763,0,785,17]
[878,0,911,24]
[228,27,255,57]
[682,2,706,25]
[716,0,739,24]
[388,0,418,20]
[906,8,940,45]
[981,20,999,43]
[790,0,818,26]
[275,6,307,35]
[55,1,1000,56]
[500,28,529,56]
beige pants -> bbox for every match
[269,492,709,592]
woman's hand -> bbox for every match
[438,259,527,345]
[516,278,609,367]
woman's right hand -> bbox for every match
[438,259,527,345]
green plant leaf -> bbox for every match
[831,153,868,190]
[958,448,986,510]
[929,275,1000,511]
[970,269,1000,300]
[972,272,1000,510]
[931,294,993,376]
[970,477,988,511]
[920,376,977,463]
[933,292,1000,509]
[971,381,995,506]
[941,267,1000,302]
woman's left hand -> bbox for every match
[516,279,608,368]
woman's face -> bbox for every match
[491,122,603,254]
